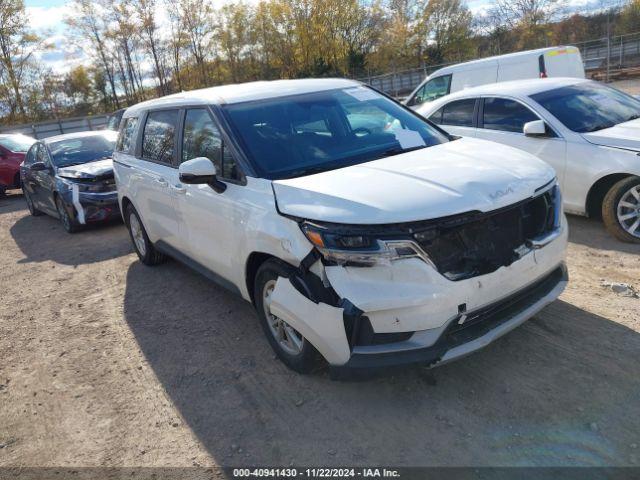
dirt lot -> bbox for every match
[0,190,639,468]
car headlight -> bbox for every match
[300,221,434,267]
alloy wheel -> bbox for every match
[129,212,147,256]
[262,279,304,356]
[616,185,640,239]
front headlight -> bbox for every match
[300,221,434,267]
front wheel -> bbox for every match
[56,195,80,233]
[602,176,640,243]
[125,204,166,265]
[253,259,322,374]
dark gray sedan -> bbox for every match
[20,131,120,233]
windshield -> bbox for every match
[221,87,449,179]
[0,135,35,153]
[48,134,116,167]
[530,82,640,133]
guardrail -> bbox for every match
[0,114,109,140]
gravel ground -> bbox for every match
[0,189,639,469]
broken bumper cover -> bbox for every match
[60,190,120,224]
[333,262,567,374]
[270,216,568,374]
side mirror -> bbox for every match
[179,157,226,193]
[30,161,47,171]
[523,120,547,137]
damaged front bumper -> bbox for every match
[269,216,568,376]
[59,190,120,224]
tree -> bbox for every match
[620,0,640,33]
[492,0,565,48]
[66,0,121,109]
[0,0,38,120]
[422,0,475,63]
[134,0,168,95]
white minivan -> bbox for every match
[405,46,585,109]
[114,79,567,377]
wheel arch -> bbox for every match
[245,252,282,305]
[585,173,634,218]
[120,196,133,225]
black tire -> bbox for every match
[0,186,6,197]
[253,258,322,374]
[602,176,640,244]
[55,195,81,233]
[24,189,43,216]
[125,203,166,265]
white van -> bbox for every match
[405,46,585,108]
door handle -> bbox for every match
[171,184,186,194]
[155,177,168,187]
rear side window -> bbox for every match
[441,99,476,127]
[142,110,178,165]
[116,117,138,153]
[482,98,538,133]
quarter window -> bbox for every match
[182,108,240,180]
[441,99,476,127]
[428,107,444,125]
[482,98,539,133]
[116,117,138,153]
[142,110,178,164]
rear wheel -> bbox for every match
[602,176,640,243]
[253,259,322,373]
[125,204,166,265]
[56,195,80,233]
[24,189,43,216]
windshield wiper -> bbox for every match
[280,165,338,179]
[582,122,616,132]
[278,145,429,179]
[377,144,428,159]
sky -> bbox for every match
[24,0,611,75]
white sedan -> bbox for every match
[416,78,640,243]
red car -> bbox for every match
[0,134,36,195]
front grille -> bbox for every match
[415,186,559,281]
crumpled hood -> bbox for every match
[582,118,640,152]
[273,137,555,224]
[56,159,114,180]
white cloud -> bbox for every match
[26,4,72,33]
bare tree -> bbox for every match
[66,0,121,109]
[134,0,168,95]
